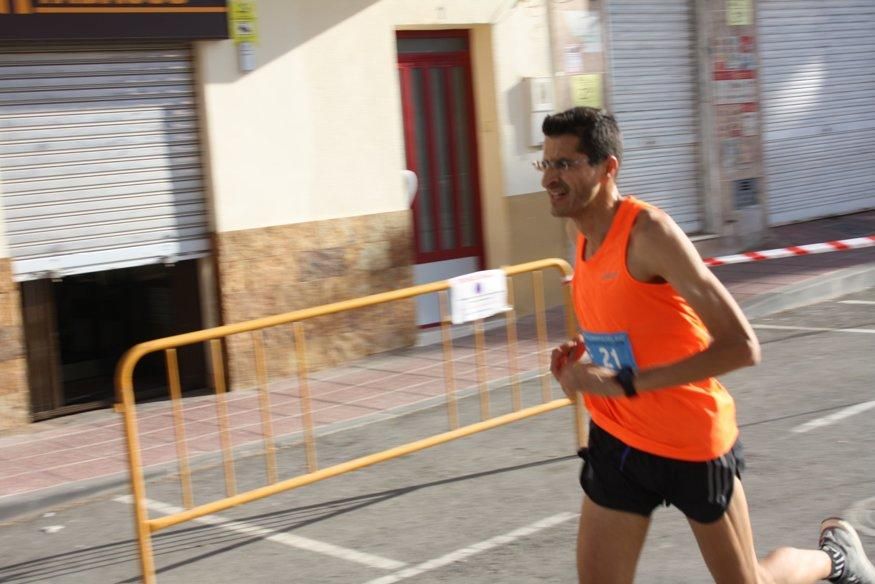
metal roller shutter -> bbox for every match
[0,43,211,281]
[607,0,702,232]
[759,0,875,224]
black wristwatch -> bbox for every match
[614,366,638,398]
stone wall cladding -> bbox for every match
[215,211,416,387]
[0,258,29,430]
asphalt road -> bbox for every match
[1,289,874,584]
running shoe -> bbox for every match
[820,517,875,584]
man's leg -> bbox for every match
[577,495,651,584]
[687,477,831,584]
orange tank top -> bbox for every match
[572,196,737,461]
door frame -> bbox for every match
[397,29,485,269]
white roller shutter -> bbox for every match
[607,0,703,232]
[759,0,875,224]
[0,43,211,281]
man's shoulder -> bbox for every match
[626,201,698,279]
[630,203,677,244]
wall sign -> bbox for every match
[727,0,752,26]
[229,0,256,43]
[0,0,229,40]
[570,74,602,109]
[448,270,509,325]
[228,0,256,71]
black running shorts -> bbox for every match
[579,422,746,524]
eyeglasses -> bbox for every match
[532,157,590,172]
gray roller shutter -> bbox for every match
[0,43,211,281]
[607,0,703,232]
[759,0,875,224]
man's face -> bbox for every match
[540,134,603,218]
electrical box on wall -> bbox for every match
[525,77,554,147]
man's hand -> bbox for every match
[551,337,625,398]
[551,337,582,400]
[550,336,585,380]
[559,363,623,397]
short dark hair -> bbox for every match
[541,107,623,166]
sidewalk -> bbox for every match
[1,211,873,522]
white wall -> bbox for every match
[388,0,503,24]
[197,0,408,233]
[491,3,552,196]
[197,0,552,234]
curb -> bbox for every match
[739,264,875,319]
[0,462,168,524]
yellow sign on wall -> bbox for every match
[727,0,752,26]
[570,74,602,109]
[229,0,257,44]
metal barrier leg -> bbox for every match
[504,277,522,412]
[532,270,552,402]
[252,331,278,484]
[119,387,157,583]
[438,291,459,430]
[293,322,319,473]
[165,349,193,509]
[210,339,238,497]
[561,281,588,450]
[473,318,490,420]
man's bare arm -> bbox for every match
[628,209,760,392]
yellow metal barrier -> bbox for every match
[115,258,585,583]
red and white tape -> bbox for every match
[703,235,875,267]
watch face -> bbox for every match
[617,368,637,397]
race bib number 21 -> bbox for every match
[582,331,638,372]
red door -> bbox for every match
[397,30,484,270]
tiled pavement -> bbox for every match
[0,210,872,520]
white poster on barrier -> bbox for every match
[448,269,509,325]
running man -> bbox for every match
[542,106,875,584]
